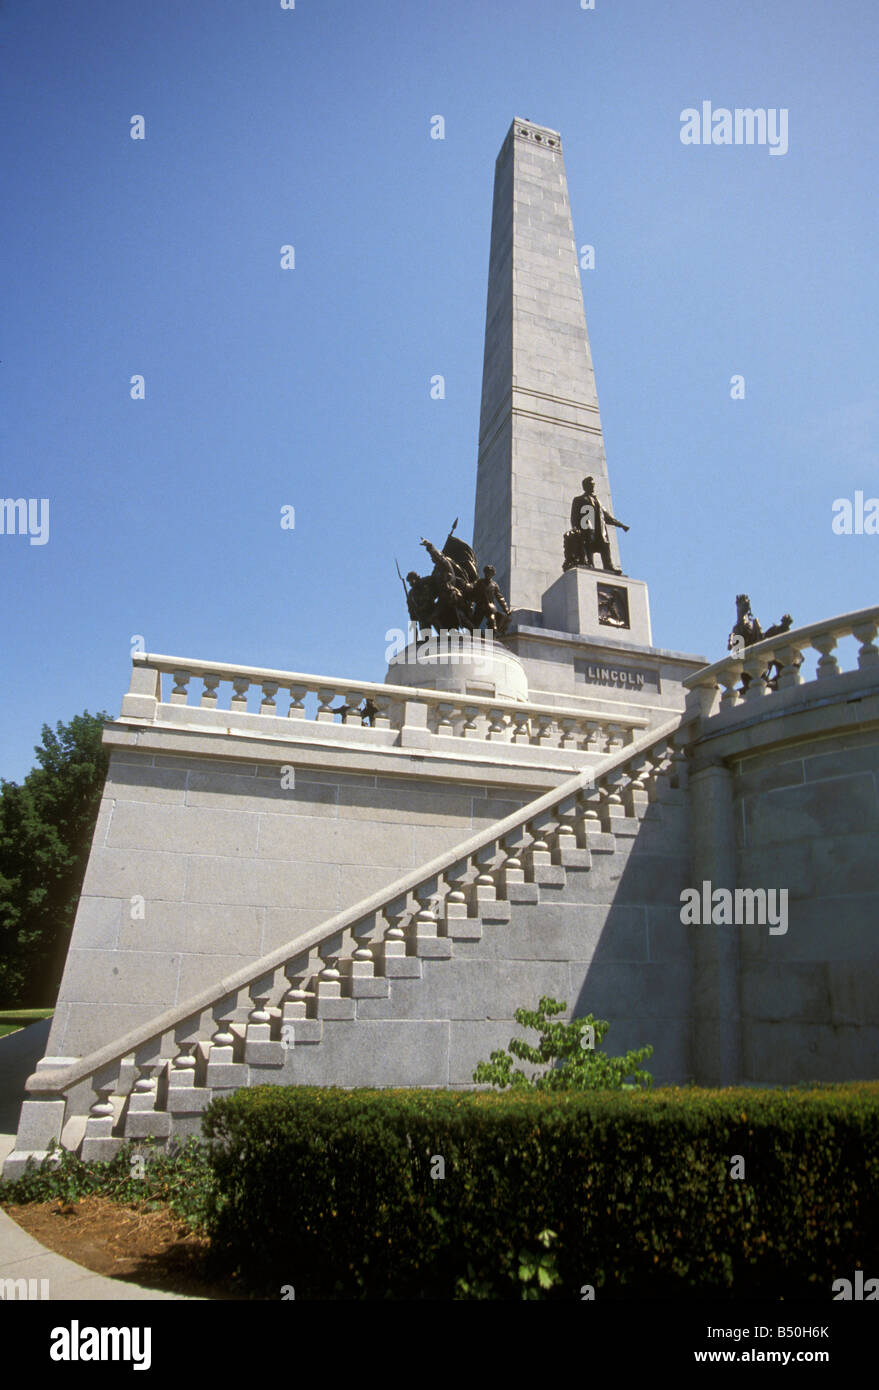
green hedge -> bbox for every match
[200,1083,879,1300]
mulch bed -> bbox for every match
[4,1196,247,1300]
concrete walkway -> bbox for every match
[0,1025,202,1300]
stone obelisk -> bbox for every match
[473,118,619,616]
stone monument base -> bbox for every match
[542,567,652,647]
[385,631,528,701]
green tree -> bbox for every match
[0,711,111,1007]
[472,995,654,1091]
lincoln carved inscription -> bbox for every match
[574,659,659,692]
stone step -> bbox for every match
[553,846,591,868]
[527,864,566,887]
[471,899,512,925]
[281,1017,323,1044]
[349,975,391,998]
[506,881,540,905]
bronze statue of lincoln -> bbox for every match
[564,476,629,574]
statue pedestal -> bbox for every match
[385,633,529,701]
[542,568,652,645]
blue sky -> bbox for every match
[2,0,876,782]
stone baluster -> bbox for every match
[205,995,247,1090]
[86,1084,115,1130]
[487,708,509,740]
[369,694,394,729]
[124,1040,171,1139]
[260,681,279,714]
[640,745,664,801]
[718,664,743,711]
[170,1040,198,1084]
[775,642,805,690]
[349,940,375,980]
[280,957,320,1046]
[461,704,481,739]
[553,793,583,859]
[623,758,650,817]
[287,683,309,719]
[169,670,191,705]
[525,816,554,875]
[412,877,452,958]
[209,1015,237,1060]
[443,859,478,938]
[742,653,771,701]
[80,1066,122,1162]
[230,676,250,711]
[170,1016,202,1085]
[342,691,363,724]
[469,845,498,906]
[606,722,627,754]
[200,674,221,708]
[576,720,595,752]
[499,830,529,897]
[246,977,273,1033]
[580,786,603,829]
[166,1017,211,1116]
[599,773,625,827]
[342,926,389,999]
[380,895,420,978]
[853,620,879,671]
[811,632,840,680]
[585,721,606,756]
[316,687,337,721]
[314,944,354,1019]
[559,717,578,749]
[435,701,457,736]
[281,956,314,1021]
[536,714,556,747]
[637,747,658,801]
[339,917,378,973]
[245,973,286,1065]
[511,709,532,744]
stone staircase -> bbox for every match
[5,712,693,1177]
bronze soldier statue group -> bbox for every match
[399,520,512,637]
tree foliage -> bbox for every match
[0,711,111,1007]
[472,995,654,1091]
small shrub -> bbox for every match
[0,1137,216,1230]
[472,995,653,1090]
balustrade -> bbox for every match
[684,606,879,721]
[120,651,647,756]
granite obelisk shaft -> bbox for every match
[473,118,618,614]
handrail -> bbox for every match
[27,710,689,1097]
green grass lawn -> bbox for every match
[0,1009,53,1037]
